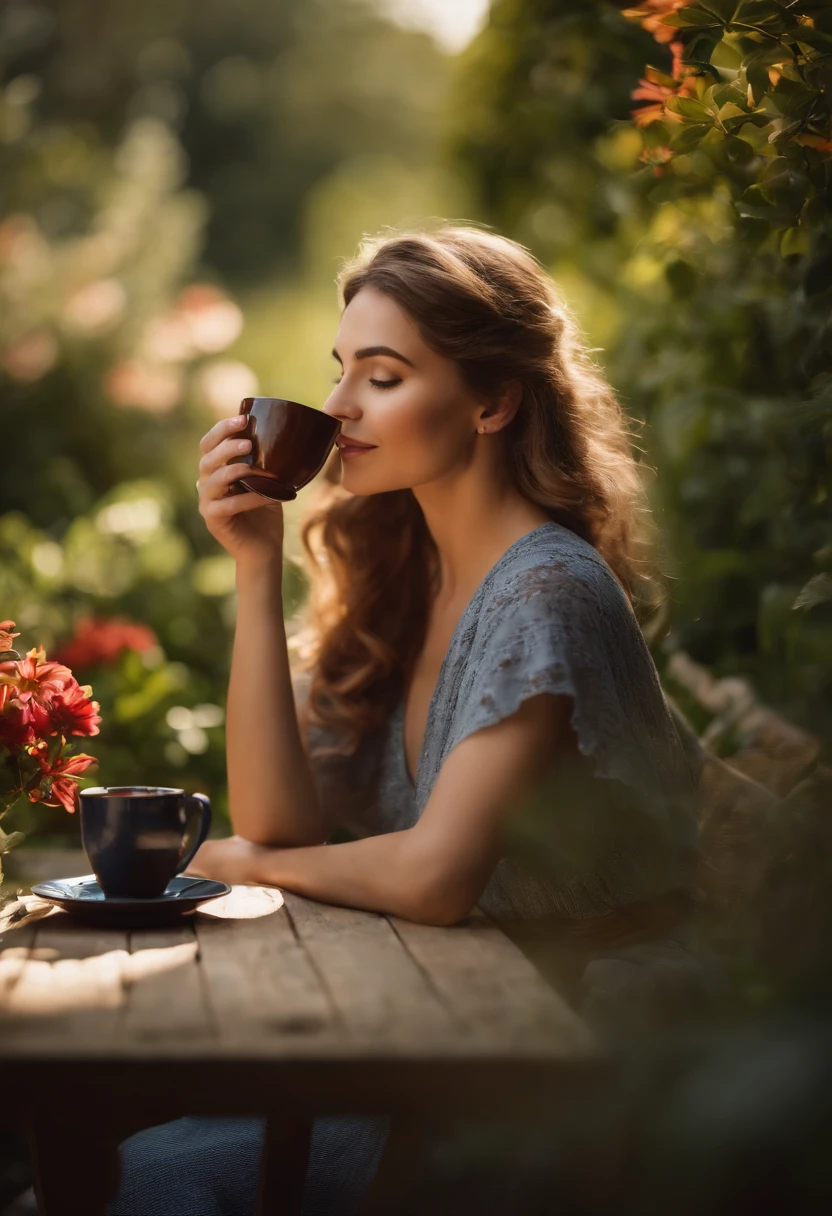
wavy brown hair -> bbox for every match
[289,224,666,760]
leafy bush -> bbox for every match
[452,0,832,746]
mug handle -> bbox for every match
[177,793,212,874]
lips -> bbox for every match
[337,437,376,450]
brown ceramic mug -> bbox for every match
[228,397,341,501]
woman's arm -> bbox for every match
[191,828,456,924]
[194,414,328,849]
[191,692,574,924]
[225,560,328,848]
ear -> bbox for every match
[479,380,523,433]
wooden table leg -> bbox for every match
[256,1116,313,1216]
[359,1116,432,1215]
[27,1106,122,1216]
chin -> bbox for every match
[340,456,424,497]
[340,466,385,495]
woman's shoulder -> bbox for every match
[483,521,630,621]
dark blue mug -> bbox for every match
[79,785,211,899]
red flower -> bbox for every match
[52,617,158,671]
[0,643,100,745]
[45,678,102,737]
[33,750,98,814]
[0,646,75,716]
[0,631,101,820]
[638,144,676,175]
[0,690,36,748]
[622,1,693,44]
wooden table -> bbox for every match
[0,851,600,1215]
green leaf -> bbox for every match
[743,43,793,72]
[666,96,716,123]
[743,44,788,106]
[683,59,724,85]
[732,0,787,30]
[718,102,750,122]
[734,120,776,150]
[721,114,770,137]
[666,8,723,28]
[711,37,745,71]
[790,26,832,53]
[793,574,832,612]
[668,122,713,153]
[684,30,724,65]
[711,80,745,108]
[757,159,811,212]
[697,0,738,21]
[644,66,681,91]
[737,183,801,228]
[0,825,25,855]
[779,226,812,257]
[735,200,797,226]
[713,133,755,167]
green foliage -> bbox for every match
[452,0,832,747]
[6,0,451,288]
[633,3,831,232]
[0,485,308,842]
[452,0,657,258]
[0,0,454,846]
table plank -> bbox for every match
[0,915,129,1051]
[389,910,596,1057]
[0,920,37,1005]
[123,924,215,1047]
[283,893,457,1044]
[195,890,335,1049]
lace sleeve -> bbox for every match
[447,558,699,830]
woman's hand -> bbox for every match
[196,415,285,569]
[184,834,269,887]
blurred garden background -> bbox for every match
[1,0,829,913]
[0,2,831,1210]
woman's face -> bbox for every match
[322,286,484,495]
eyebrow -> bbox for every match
[331,345,415,368]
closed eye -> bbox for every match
[330,373,402,389]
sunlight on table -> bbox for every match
[0,886,284,1015]
[197,883,284,919]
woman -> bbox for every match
[110,224,715,1216]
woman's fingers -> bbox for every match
[198,434,252,483]
[199,414,247,457]
[207,487,282,517]
[199,461,252,502]
[198,463,283,517]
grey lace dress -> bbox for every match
[306,521,719,1030]
[109,521,722,1216]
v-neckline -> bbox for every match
[399,522,561,792]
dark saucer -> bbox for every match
[31,874,231,928]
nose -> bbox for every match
[322,381,360,425]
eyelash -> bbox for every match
[331,377,402,390]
